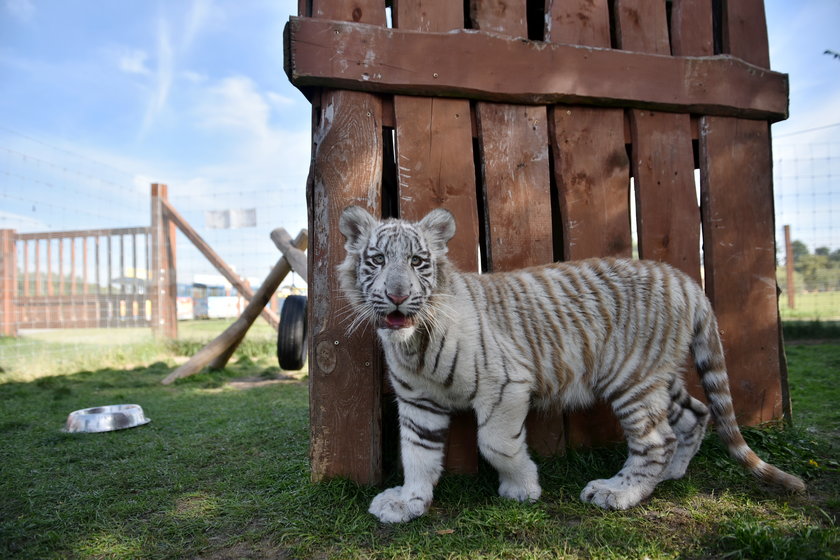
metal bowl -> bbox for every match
[63,404,151,433]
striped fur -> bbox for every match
[338,206,805,523]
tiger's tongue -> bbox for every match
[384,312,411,329]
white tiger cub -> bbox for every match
[338,205,805,523]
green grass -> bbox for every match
[0,319,277,382]
[1,342,838,559]
[779,291,840,321]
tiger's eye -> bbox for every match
[411,256,423,267]
[371,254,385,265]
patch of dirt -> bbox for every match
[226,374,298,390]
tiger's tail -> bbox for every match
[690,302,806,493]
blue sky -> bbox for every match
[0,0,311,217]
[0,1,838,260]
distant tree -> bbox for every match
[791,240,810,262]
[815,246,830,257]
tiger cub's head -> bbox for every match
[338,206,456,336]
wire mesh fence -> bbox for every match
[0,128,308,379]
[774,141,840,323]
[1,126,838,378]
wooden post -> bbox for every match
[150,183,178,339]
[307,0,386,485]
[0,230,16,336]
[784,225,795,310]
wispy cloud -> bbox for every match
[196,76,273,136]
[182,70,208,83]
[139,15,174,137]
[139,0,214,138]
[182,0,213,52]
[188,74,311,201]
[115,48,152,76]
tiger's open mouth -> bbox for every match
[382,311,414,330]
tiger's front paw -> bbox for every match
[499,479,542,503]
[369,486,431,523]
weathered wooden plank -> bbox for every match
[722,0,770,68]
[617,0,701,281]
[473,1,558,457]
[476,102,553,271]
[308,89,384,484]
[700,116,782,424]
[150,184,177,339]
[393,0,462,32]
[614,0,670,55]
[630,111,701,279]
[617,0,705,405]
[306,0,386,487]
[551,106,630,447]
[393,4,479,273]
[285,16,789,121]
[548,0,630,448]
[470,0,527,36]
[545,0,611,48]
[393,0,481,474]
[551,108,631,261]
[670,0,713,56]
[307,2,386,485]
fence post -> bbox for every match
[150,184,178,339]
[0,230,16,336]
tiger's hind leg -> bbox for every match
[581,382,677,510]
[661,377,710,481]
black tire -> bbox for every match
[277,295,308,370]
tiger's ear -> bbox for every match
[339,206,377,254]
[419,208,456,255]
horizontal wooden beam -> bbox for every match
[285,17,788,122]
[16,227,150,241]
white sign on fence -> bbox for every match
[205,208,257,229]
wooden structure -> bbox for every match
[161,228,308,384]
[0,183,288,342]
[286,0,789,485]
[0,226,154,334]
[0,185,175,337]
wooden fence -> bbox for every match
[0,184,178,337]
[286,0,789,485]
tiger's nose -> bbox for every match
[386,292,409,305]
